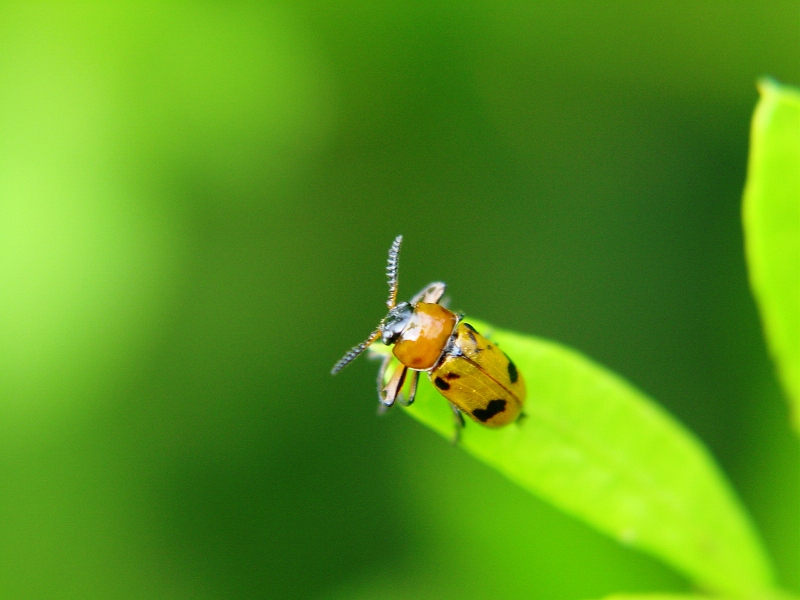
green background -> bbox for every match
[0,2,797,599]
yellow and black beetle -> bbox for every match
[331,235,525,432]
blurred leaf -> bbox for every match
[387,319,774,596]
[601,595,712,600]
[601,589,800,600]
[742,79,800,432]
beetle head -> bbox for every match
[381,302,412,345]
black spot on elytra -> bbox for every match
[464,323,478,333]
[434,377,450,390]
[505,354,519,384]
[472,399,507,422]
[444,372,460,380]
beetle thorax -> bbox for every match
[391,302,458,371]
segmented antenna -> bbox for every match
[330,329,381,375]
[386,234,403,307]
[331,235,404,375]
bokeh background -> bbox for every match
[0,2,797,599]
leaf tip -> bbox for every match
[756,77,800,106]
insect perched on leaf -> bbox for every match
[331,235,526,435]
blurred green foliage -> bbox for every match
[0,2,797,599]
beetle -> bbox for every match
[331,235,525,434]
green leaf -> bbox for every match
[599,590,799,600]
[601,595,714,600]
[388,319,774,596]
[743,79,800,431]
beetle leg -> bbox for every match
[399,370,419,406]
[381,364,408,409]
[376,353,393,402]
[410,281,447,305]
[449,403,465,444]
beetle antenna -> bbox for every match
[331,329,381,375]
[386,234,403,308]
[332,235,403,375]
